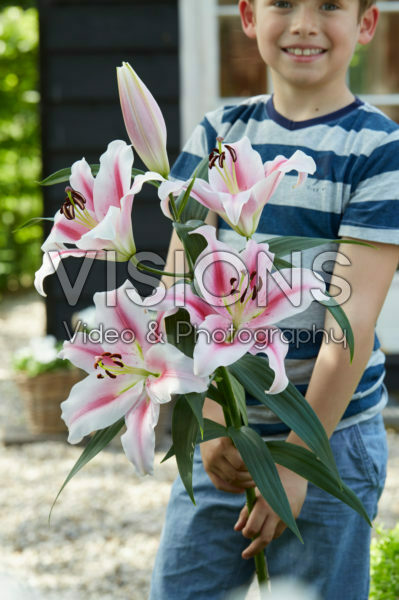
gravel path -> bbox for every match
[0,291,398,600]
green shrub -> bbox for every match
[370,524,399,599]
[0,4,42,294]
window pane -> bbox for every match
[350,12,399,95]
[219,15,267,97]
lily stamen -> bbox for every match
[208,142,240,194]
[60,186,97,229]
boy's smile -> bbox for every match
[239,0,378,114]
[282,45,327,63]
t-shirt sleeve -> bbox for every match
[338,130,399,244]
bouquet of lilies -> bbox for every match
[34,62,371,590]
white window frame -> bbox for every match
[179,0,399,142]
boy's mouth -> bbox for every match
[283,47,326,57]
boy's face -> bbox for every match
[239,0,378,95]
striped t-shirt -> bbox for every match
[171,95,399,435]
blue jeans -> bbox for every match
[149,413,387,600]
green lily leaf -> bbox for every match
[172,396,199,504]
[177,156,209,223]
[176,173,197,221]
[39,164,100,186]
[173,220,208,265]
[165,308,195,358]
[322,292,355,362]
[161,418,229,463]
[228,426,302,541]
[13,216,55,232]
[185,392,206,435]
[267,271,354,363]
[229,355,340,482]
[267,441,371,526]
[49,418,125,522]
[206,382,225,406]
[226,369,248,426]
[272,256,293,270]
[39,165,150,187]
[266,235,374,257]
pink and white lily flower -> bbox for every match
[59,280,209,476]
[34,140,137,297]
[157,226,326,393]
[159,137,316,236]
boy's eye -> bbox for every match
[321,2,339,9]
[272,0,292,7]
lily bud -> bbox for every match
[117,61,170,178]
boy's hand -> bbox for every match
[200,436,255,494]
[234,465,308,558]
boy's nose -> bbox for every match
[290,8,319,36]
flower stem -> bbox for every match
[216,367,271,592]
[246,487,270,590]
[130,257,192,279]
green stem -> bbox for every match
[130,257,192,280]
[246,487,270,589]
[216,367,271,591]
[217,367,241,428]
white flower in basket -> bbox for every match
[13,336,84,434]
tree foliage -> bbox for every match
[0,4,42,293]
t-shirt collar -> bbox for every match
[266,95,363,130]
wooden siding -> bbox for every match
[38,0,179,338]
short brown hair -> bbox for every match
[247,0,376,17]
[359,0,376,14]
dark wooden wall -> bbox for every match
[38,0,179,338]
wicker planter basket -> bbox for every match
[16,369,84,434]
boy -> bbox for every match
[150,1,399,598]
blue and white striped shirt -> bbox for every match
[171,95,399,434]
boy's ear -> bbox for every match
[358,6,379,45]
[239,0,257,39]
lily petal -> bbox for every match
[158,179,188,220]
[34,249,100,297]
[93,140,134,221]
[60,333,102,373]
[43,210,90,247]
[156,283,214,326]
[34,251,62,297]
[220,189,252,227]
[121,395,160,476]
[145,342,209,403]
[192,225,248,310]
[264,150,316,180]
[251,268,326,328]
[61,374,144,444]
[249,327,289,394]
[193,313,254,377]
[93,280,152,355]
[131,171,166,195]
[69,157,95,213]
[116,193,136,257]
[208,137,264,194]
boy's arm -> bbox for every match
[291,238,399,441]
[229,240,399,558]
